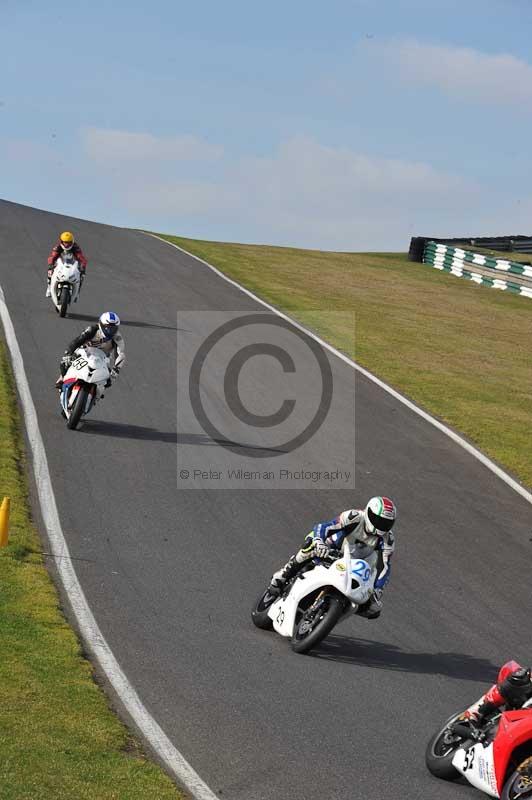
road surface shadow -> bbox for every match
[81,424,285,453]
[177,432,286,454]
[80,421,177,442]
[66,312,180,331]
[311,635,498,681]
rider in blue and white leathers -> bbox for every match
[56,312,126,388]
[269,496,397,619]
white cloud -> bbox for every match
[125,180,240,217]
[4,139,58,163]
[365,39,532,107]
[83,128,224,162]
[119,136,480,249]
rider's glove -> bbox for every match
[110,368,119,379]
[61,353,72,366]
[47,268,54,279]
[313,539,330,559]
[461,700,493,727]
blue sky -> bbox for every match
[2,0,532,249]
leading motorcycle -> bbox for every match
[251,539,378,654]
[426,700,532,798]
[50,253,81,317]
[59,346,111,430]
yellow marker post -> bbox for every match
[0,497,10,547]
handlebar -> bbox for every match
[449,721,483,742]
[314,549,343,565]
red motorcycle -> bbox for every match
[426,701,532,798]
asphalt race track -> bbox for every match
[1,198,531,800]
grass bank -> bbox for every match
[0,338,185,799]
[158,234,532,489]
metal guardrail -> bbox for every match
[422,241,532,299]
[409,236,532,260]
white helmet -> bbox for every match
[99,311,120,340]
[364,496,396,536]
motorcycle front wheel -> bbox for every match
[67,386,89,430]
[425,712,469,780]
[59,286,69,317]
[290,591,344,654]
[501,757,532,800]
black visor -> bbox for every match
[368,507,394,532]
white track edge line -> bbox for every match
[0,284,219,800]
[146,232,532,507]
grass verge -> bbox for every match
[0,337,185,800]
[158,234,532,489]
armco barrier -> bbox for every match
[409,235,532,258]
[422,241,532,299]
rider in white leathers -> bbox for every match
[269,496,397,619]
[56,312,125,389]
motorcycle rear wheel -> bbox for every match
[290,591,344,654]
[425,712,467,780]
[66,386,88,430]
[59,286,69,317]
[501,757,532,800]
[251,589,276,630]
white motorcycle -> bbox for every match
[50,253,81,317]
[251,540,378,654]
[60,347,111,430]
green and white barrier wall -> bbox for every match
[423,241,532,299]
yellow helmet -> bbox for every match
[60,231,74,251]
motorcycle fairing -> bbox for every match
[267,540,376,637]
[493,710,532,795]
[450,710,532,798]
[452,742,498,798]
[50,256,81,309]
[60,347,110,418]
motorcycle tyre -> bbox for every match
[425,712,467,780]
[251,589,276,630]
[66,386,88,430]
[501,758,532,800]
[59,286,69,318]
[291,591,344,654]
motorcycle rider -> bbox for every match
[56,312,125,389]
[462,661,532,724]
[269,496,396,619]
[46,231,88,297]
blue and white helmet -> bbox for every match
[99,311,120,340]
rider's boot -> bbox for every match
[45,279,51,298]
[269,555,300,594]
[356,588,383,619]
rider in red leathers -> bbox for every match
[46,231,88,297]
[463,661,532,724]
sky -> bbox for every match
[2,0,532,250]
